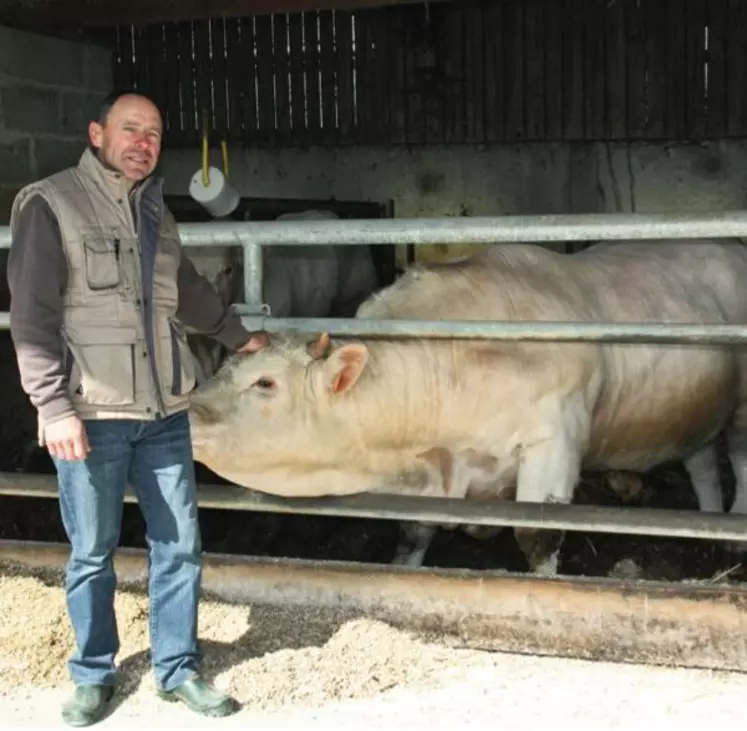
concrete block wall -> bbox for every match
[0,23,112,314]
[0,24,113,225]
[161,138,747,267]
[0,25,112,463]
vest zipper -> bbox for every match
[126,188,167,419]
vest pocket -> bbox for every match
[64,326,137,405]
[83,234,121,291]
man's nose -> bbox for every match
[133,135,150,148]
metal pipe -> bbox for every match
[2,471,747,541]
[240,316,747,344]
[4,310,746,343]
[173,210,747,246]
[243,242,263,311]
[2,538,747,672]
[5,209,747,250]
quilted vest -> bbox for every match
[10,147,197,424]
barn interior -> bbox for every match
[0,0,745,583]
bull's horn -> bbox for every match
[307,332,330,359]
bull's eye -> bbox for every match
[254,377,276,390]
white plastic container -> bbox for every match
[188,166,240,218]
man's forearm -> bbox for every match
[175,251,252,351]
[7,195,75,424]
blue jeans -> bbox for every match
[52,411,202,692]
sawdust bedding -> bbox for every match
[0,560,500,713]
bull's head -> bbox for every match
[188,331,370,484]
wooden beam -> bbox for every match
[0,0,444,30]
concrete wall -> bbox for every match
[159,140,747,264]
[0,24,112,225]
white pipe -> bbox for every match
[4,209,747,249]
[4,310,747,344]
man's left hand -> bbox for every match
[237,330,270,354]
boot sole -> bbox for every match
[61,704,111,727]
[157,690,239,717]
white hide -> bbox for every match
[264,210,380,319]
[188,239,747,572]
[184,209,380,382]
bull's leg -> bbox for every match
[512,398,589,576]
[683,444,724,513]
[513,434,585,576]
[389,446,472,568]
[392,522,438,567]
[724,414,747,553]
[727,434,747,514]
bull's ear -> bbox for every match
[324,344,368,394]
[307,332,330,360]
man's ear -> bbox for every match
[88,120,103,149]
[324,344,369,394]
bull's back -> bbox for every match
[574,239,747,323]
[360,239,747,323]
[359,239,747,470]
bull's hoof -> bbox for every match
[394,522,436,568]
[462,524,502,541]
[608,558,643,580]
[530,550,560,576]
[391,547,428,568]
[514,528,564,576]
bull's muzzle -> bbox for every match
[189,400,218,425]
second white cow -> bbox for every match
[184,209,380,382]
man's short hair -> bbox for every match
[96,88,162,125]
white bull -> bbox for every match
[184,209,380,382]
[187,239,747,574]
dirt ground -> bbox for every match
[0,560,494,704]
[2,560,747,730]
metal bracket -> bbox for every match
[232,302,271,316]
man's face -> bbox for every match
[88,94,162,183]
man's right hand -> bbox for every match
[44,414,90,461]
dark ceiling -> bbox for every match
[0,0,445,31]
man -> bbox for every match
[6,89,267,726]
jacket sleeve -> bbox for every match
[6,194,76,424]
[175,249,253,351]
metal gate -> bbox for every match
[2,210,747,673]
[3,210,747,538]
